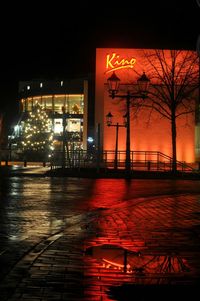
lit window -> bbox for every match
[54,118,63,134]
[61,81,63,86]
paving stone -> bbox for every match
[1,187,200,300]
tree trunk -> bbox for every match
[171,111,177,173]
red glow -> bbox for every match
[96,48,197,163]
[102,258,132,271]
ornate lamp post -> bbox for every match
[107,71,150,173]
[106,112,127,169]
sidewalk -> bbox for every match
[0,192,200,300]
[46,167,200,179]
[1,163,200,179]
[0,164,50,176]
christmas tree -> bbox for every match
[20,103,53,161]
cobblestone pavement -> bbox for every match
[0,187,200,300]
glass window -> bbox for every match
[67,94,84,114]
[54,95,65,113]
[53,118,63,134]
[67,119,81,132]
[32,96,42,107]
[43,95,53,112]
[27,97,33,111]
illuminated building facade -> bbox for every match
[12,78,89,154]
[95,48,200,165]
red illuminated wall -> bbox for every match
[95,48,197,163]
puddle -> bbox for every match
[85,244,190,275]
[84,243,195,300]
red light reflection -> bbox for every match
[83,244,191,300]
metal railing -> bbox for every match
[50,150,197,172]
[0,148,198,172]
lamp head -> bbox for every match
[106,112,113,126]
[137,72,150,97]
[107,72,120,98]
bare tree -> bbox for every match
[140,49,199,173]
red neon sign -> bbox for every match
[106,52,136,73]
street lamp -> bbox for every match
[107,71,150,173]
[62,106,66,169]
[106,112,126,169]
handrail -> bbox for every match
[49,149,196,172]
[1,148,197,172]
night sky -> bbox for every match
[0,0,199,127]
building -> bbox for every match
[95,48,199,166]
[9,48,199,169]
[11,77,91,160]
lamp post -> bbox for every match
[107,71,150,173]
[62,106,66,169]
[106,112,126,169]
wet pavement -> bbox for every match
[0,175,200,300]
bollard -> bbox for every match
[147,161,151,171]
[24,161,27,167]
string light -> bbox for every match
[20,103,54,159]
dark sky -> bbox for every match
[0,0,199,126]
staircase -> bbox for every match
[103,150,197,172]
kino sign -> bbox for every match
[105,52,136,73]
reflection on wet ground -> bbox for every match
[0,177,200,300]
[84,243,198,300]
[85,244,190,276]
